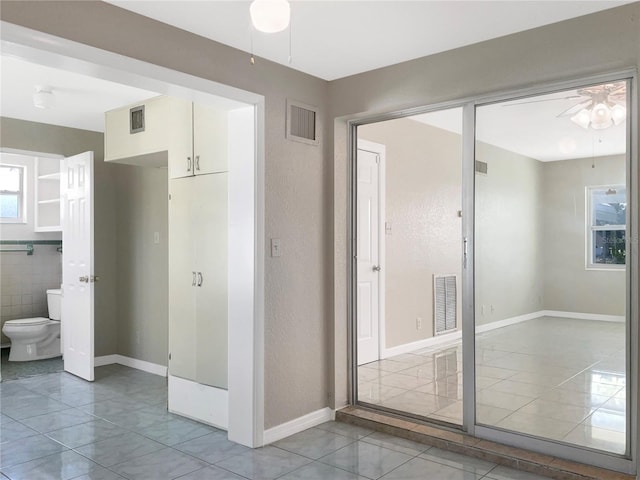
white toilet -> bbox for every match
[2,288,63,362]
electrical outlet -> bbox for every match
[490,304,495,313]
[416,317,422,330]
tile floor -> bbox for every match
[0,364,551,479]
[358,316,626,454]
[1,348,64,381]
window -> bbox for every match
[0,164,25,223]
[587,185,626,269]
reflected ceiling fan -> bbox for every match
[504,81,627,130]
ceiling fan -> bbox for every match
[503,81,627,130]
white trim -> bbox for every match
[263,407,335,445]
[94,354,167,377]
[168,375,228,430]
[1,22,265,448]
[543,310,625,323]
[475,310,545,334]
[356,139,386,363]
[381,309,625,358]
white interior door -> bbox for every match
[357,146,382,366]
[61,151,95,381]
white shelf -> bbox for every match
[38,172,61,180]
[38,198,61,205]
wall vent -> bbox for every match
[287,100,319,145]
[434,274,457,335]
[475,160,488,175]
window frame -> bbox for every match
[0,163,26,224]
[586,184,627,270]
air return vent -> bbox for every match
[287,100,319,145]
[434,274,457,335]
[475,160,488,175]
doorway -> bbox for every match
[1,22,266,447]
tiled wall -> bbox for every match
[0,245,62,345]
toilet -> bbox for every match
[2,288,62,362]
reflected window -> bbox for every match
[587,185,626,268]
[0,164,25,223]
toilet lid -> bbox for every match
[5,317,50,326]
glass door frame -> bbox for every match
[347,68,638,474]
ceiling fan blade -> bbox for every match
[502,95,583,107]
[557,99,592,117]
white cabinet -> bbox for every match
[105,95,228,175]
[104,96,191,167]
[34,157,62,232]
[169,173,228,389]
[169,103,228,179]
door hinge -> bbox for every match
[169,353,171,360]
[375,154,380,164]
[169,194,172,200]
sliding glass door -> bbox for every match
[473,78,634,467]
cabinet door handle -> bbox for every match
[79,275,89,283]
[195,155,200,171]
[187,156,192,172]
[192,271,196,286]
[197,272,203,287]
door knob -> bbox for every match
[372,265,381,272]
[90,275,100,283]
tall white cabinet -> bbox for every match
[169,173,228,389]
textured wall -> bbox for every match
[542,155,626,316]
[114,164,169,367]
[359,118,462,348]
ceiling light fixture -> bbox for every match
[250,0,290,33]
[570,94,626,130]
[33,86,55,109]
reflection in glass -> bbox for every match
[474,80,628,455]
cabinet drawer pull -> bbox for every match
[195,155,200,171]
[187,156,192,172]
[192,271,196,286]
[197,272,203,287]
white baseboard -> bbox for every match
[263,407,335,445]
[168,375,228,430]
[381,331,461,359]
[475,310,545,334]
[94,354,167,377]
[543,310,625,323]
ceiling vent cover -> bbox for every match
[287,100,319,145]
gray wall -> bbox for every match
[0,117,118,357]
[114,165,169,366]
[330,3,640,407]
[359,118,462,348]
[0,0,330,428]
[543,155,626,316]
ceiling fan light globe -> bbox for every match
[570,109,591,129]
[611,104,626,126]
[250,0,290,33]
[590,102,612,129]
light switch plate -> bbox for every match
[271,238,281,257]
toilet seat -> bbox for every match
[5,317,51,326]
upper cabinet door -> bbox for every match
[193,103,228,175]
[167,99,195,179]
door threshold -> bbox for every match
[336,406,633,480]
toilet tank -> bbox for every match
[47,288,62,320]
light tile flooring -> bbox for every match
[358,316,626,454]
[0,365,550,479]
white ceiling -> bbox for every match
[106,0,631,81]
[0,56,159,132]
[413,87,627,161]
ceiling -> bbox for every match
[106,0,631,81]
[0,1,630,159]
